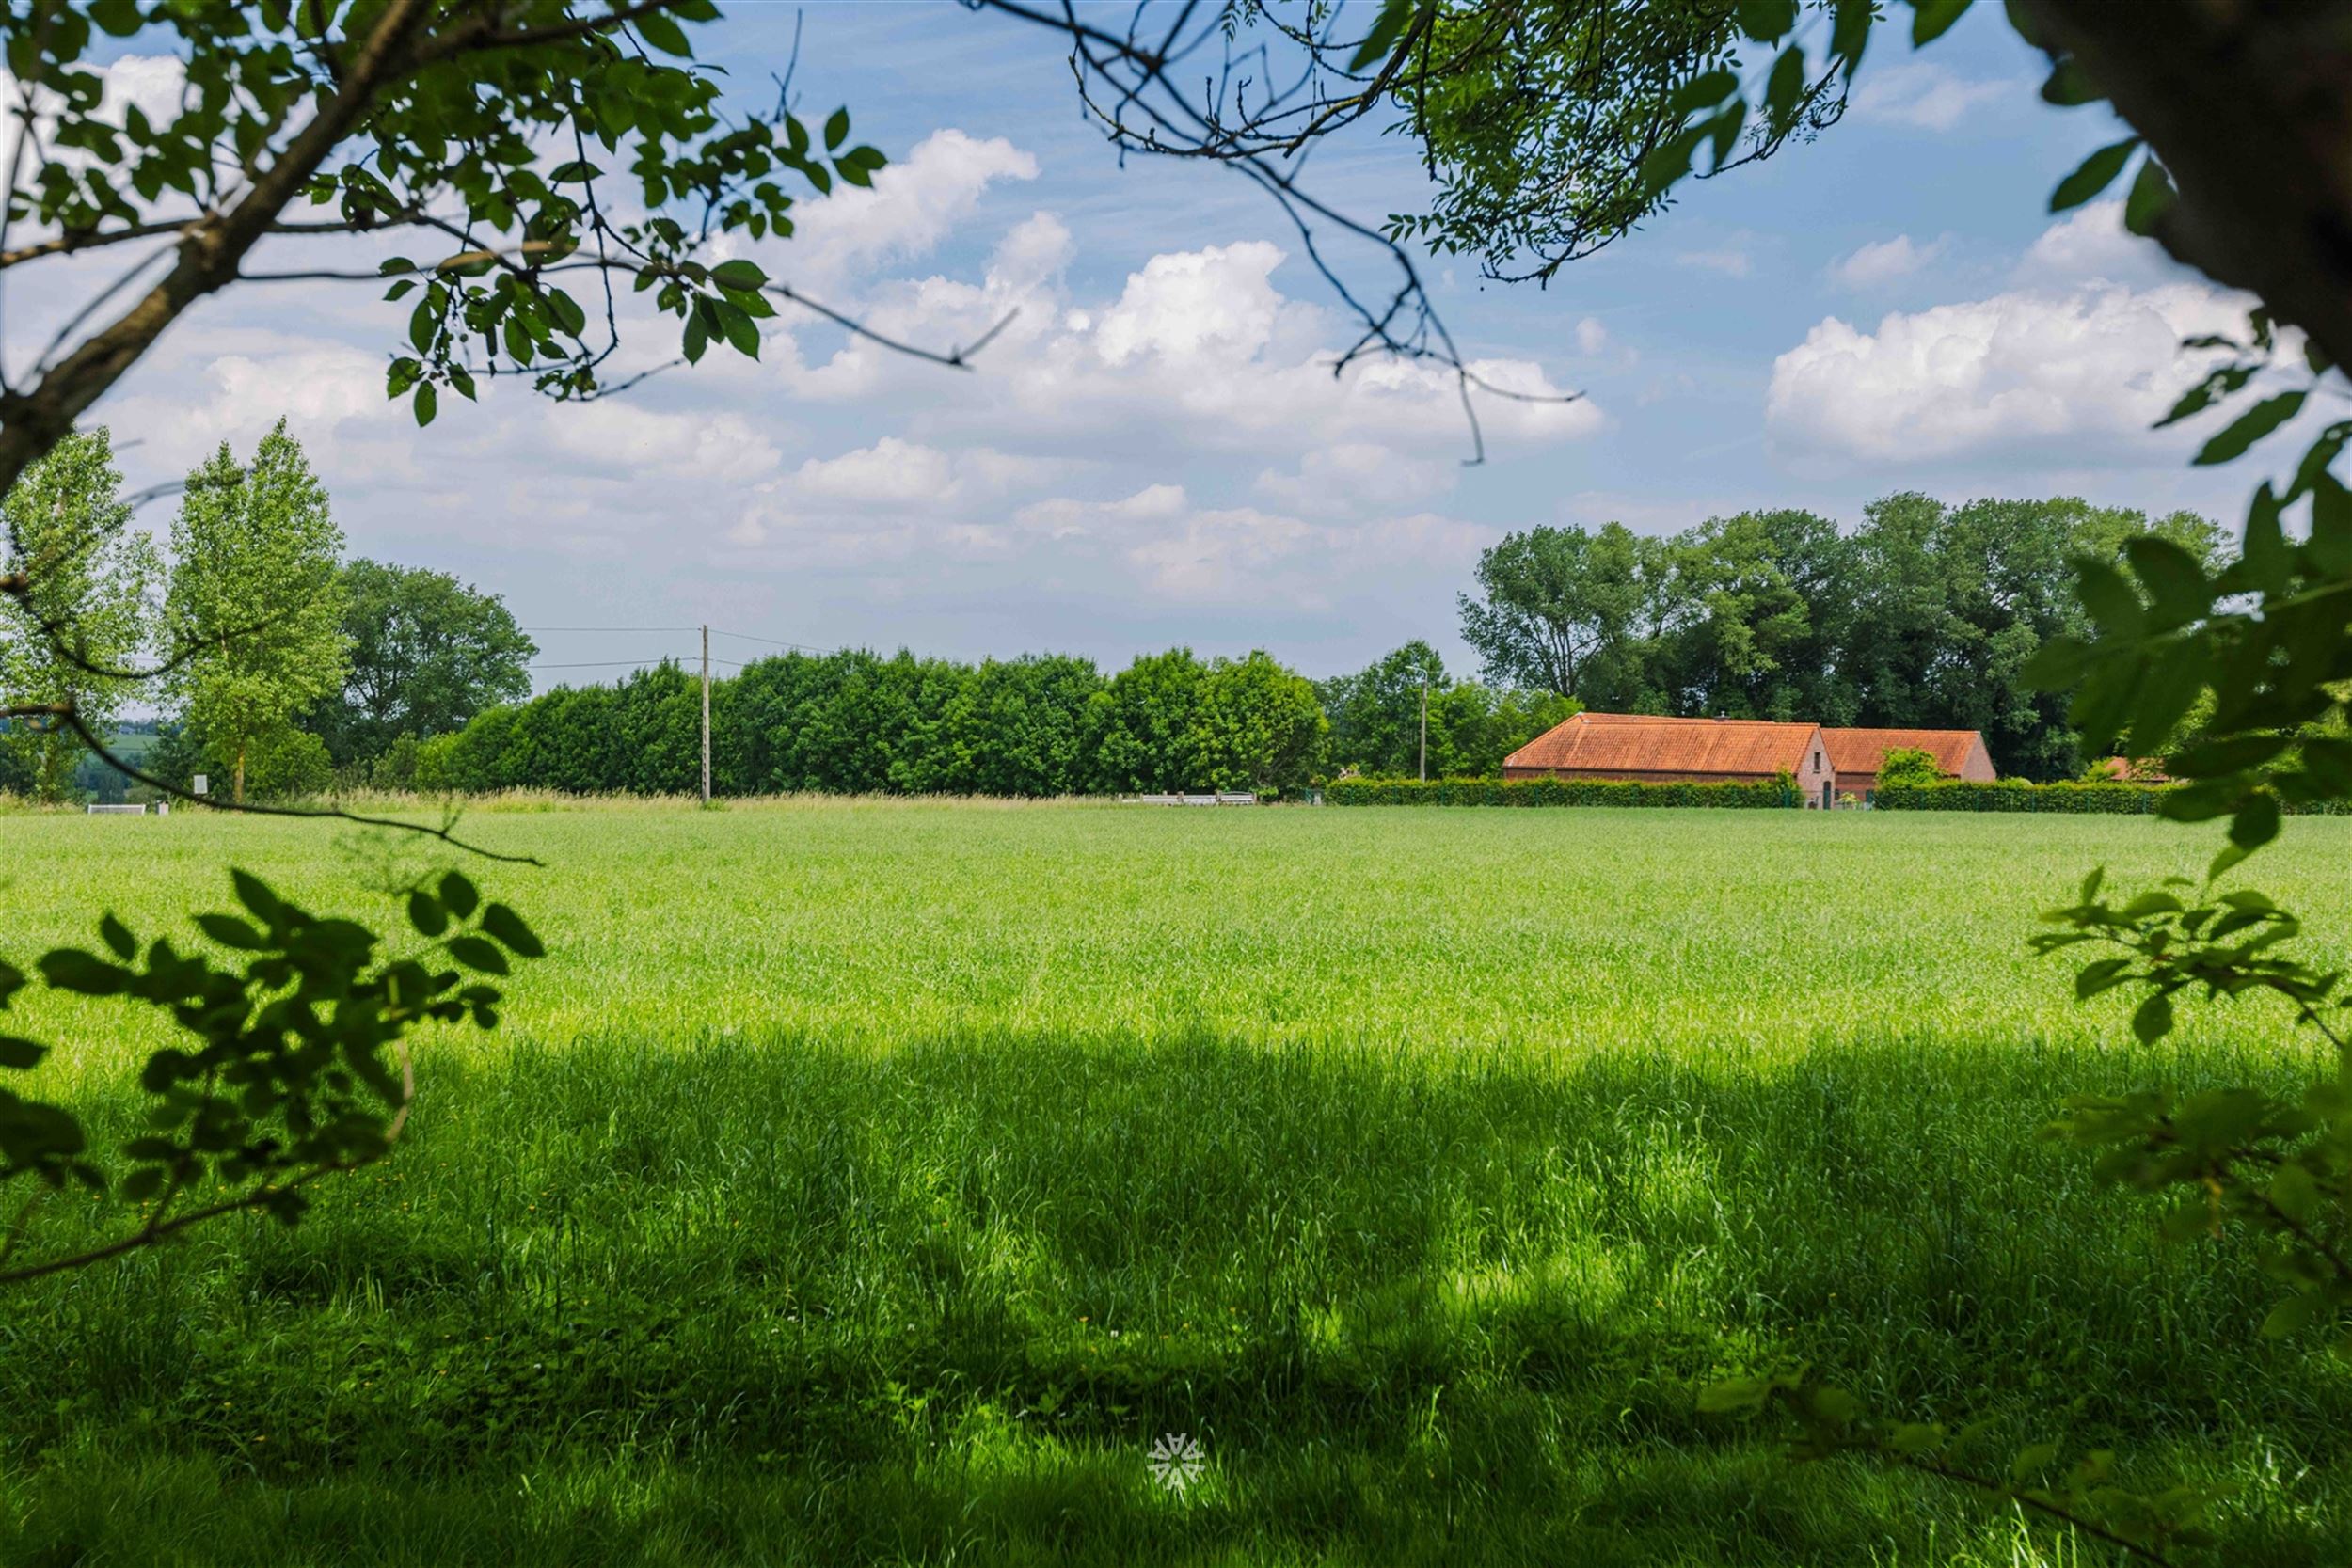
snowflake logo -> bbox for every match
[1147,1432,1204,1495]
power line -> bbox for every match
[519,625,700,633]
[708,627,842,655]
[530,657,696,670]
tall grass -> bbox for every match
[0,805,2345,1564]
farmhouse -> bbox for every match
[1502,712,1839,808]
[1820,727,1995,800]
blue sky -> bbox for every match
[48,2,2306,684]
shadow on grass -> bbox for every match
[3,1028,2346,1564]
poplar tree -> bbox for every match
[164,423,349,803]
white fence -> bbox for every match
[1121,792,1260,806]
[86,802,160,815]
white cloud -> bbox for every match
[1851,62,2012,132]
[1127,505,1318,599]
[1254,443,1452,515]
[1829,234,1946,289]
[787,128,1039,288]
[541,404,782,484]
[2014,199,2186,288]
[1575,317,1611,356]
[1675,245,1752,278]
[794,436,957,505]
[1094,241,1286,366]
[1766,282,2246,463]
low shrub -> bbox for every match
[1326,776,1800,808]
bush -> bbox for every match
[1874,746,1943,788]
[1326,775,1801,808]
[242,726,334,800]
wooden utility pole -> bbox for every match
[700,624,711,804]
[1419,675,1428,783]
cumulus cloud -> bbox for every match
[1766,282,2245,463]
[787,128,1039,288]
[2013,199,2187,289]
[1829,234,1946,289]
[1851,62,2012,132]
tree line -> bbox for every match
[416,646,1350,798]
[3,430,2223,800]
[1459,497,2225,779]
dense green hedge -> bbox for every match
[1876,780,2352,814]
[1873,781,2166,813]
[1326,777,1801,808]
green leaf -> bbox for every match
[1829,0,1873,73]
[89,0,142,37]
[481,902,545,958]
[1738,0,1798,40]
[2074,958,2130,999]
[2122,157,2175,236]
[634,8,693,55]
[715,300,760,358]
[1669,70,1739,116]
[98,914,135,961]
[710,259,767,292]
[1347,0,1422,71]
[1909,0,1971,44]
[2050,137,2139,212]
[2193,390,2307,466]
[195,913,265,950]
[446,936,510,976]
[408,891,449,939]
[682,310,708,365]
[824,107,850,152]
[413,381,437,427]
[2074,559,2145,638]
[1762,46,1807,132]
[2229,790,2281,851]
[438,871,480,920]
[2123,536,2211,625]
[2039,57,2101,106]
[38,950,128,996]
[2262,1292,2320,1339]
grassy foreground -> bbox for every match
[0,800,2347,1565]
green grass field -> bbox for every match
[0,800,2347,1565]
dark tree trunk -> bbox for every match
[2020,0,2352,371]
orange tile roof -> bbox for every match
[1504,713,1822,776]
[1820,727,1983,776]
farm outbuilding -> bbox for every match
[1820,727,1995,801]
[1502,713,1839,807]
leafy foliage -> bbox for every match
[1873,746,1943,787]
[0,0,883,437]
[418,646,1338,798]
[1372,0,1857,281]
[0,427,157,800]
[0,868,542,1285]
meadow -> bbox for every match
[0,800,2347,1566]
